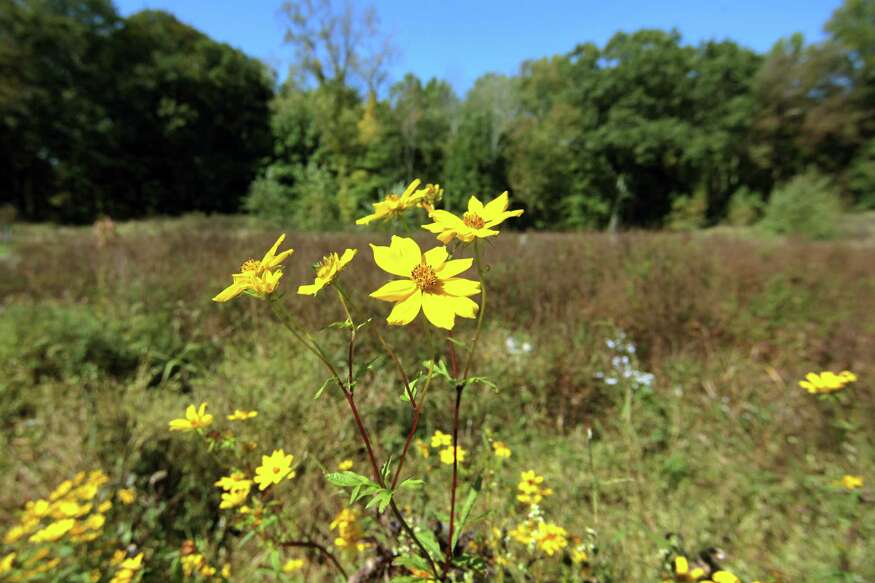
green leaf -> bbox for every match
[451,478,482,549]
[354,356,384,383]
[325,471,372,488]
[380,456,393,483]
[464,376,497,390]
[313,377,335,400]
[399,478,424,490]
[393,554,432,573]
[415,528,442,562]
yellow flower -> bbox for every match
[227,409,258,421]
[330,508,369,552]
[200,565,217,577]
[169,402,213,432]
[711,571,741,583]
[109,553,143,583]
[416,183,444,214]
[283,559,305,573]
[118,489,136,505]
[509,520,534,545]
[423,191,523,244]
[253,449,295,491]
[673,555,706,581]
[181,554,204,577]
[533,522,567,556]
[215,472,253,509]
[338,459,354,471]
[571,547,588,564]
[369,236,480,330]
[430,430,453,448]
[212,233,294,302]
[28,518,75,543]
[298,249,357,295]
[839,474,864,490]
[799,370,857,394]
[517,470,553,506]
[0,553,15,575]
[439,445,466,465]
[221,564,231,578]
[356,179,426,225]
[415,439,430,459]
[492,441,511,459]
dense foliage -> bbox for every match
[0,0,272,223]
[2,0,875,228]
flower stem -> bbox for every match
[270,300,344,391]
[445,382,464,573]
[446,239,488,572]
[344,389,441,580]
[391,360,435,490]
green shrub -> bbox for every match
[726,186,765,226]
[666,188,707,231]
[760,172,843,239]
[849,137,875,210]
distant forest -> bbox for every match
[2,0,874,229]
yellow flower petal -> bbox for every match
[468,195,485,214]
[436,258,474,279]
[482,191,509,217]
[441,278,481,297]
[387,290,422,326]
[370,279,418,302]
[297,282,323,295]
[422,292,457,330]
[423,246,449,270]
[212,281,249,303]
[444,295,479,319]
[260,233,287,266]
[371,237,421,277]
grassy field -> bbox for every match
[0,216,873,582]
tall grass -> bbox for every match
[1,216,873,581]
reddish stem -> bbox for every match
[445,383,464,572]
[344,391,383,483]
[391,401,424,490]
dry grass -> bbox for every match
[1,216,873,581]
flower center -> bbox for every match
[316,254,336,279]
[240,258,261,273]
[272,466,280,474]
[463,212,485,229]
[411,263,441,293]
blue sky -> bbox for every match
[114,0,843,96]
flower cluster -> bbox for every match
[109,552,144,583]
[663,555,753,583]
[210,181,523,336]
[213,234,294,302]
[799,370,857,394]
[429,430,467,465]
[516,470,553,506]
[169,402,214,432]
[510,519,569,556]
[330,508,369,553]
[596,330,655,391]
[2,470,119,580]
[492,440,512,459]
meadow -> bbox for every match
[0,215,873,582]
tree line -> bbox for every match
[3,0,874,228]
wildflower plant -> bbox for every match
[159,183,540,580]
